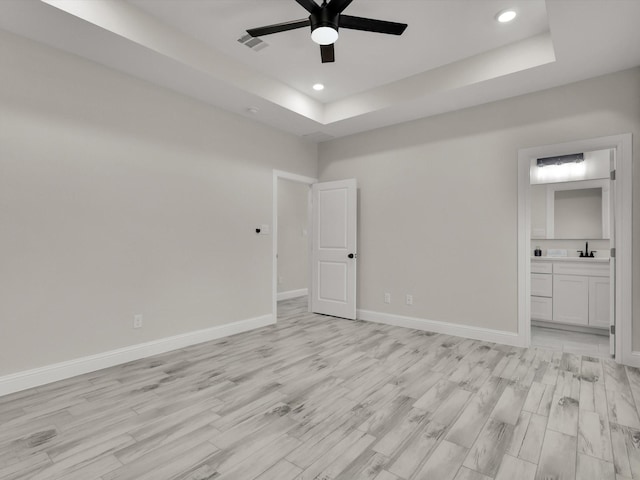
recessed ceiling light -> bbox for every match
[496,9,517,23]
[313,83,325,91]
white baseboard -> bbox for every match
[357,309,525,347]
[0,314,274,397]
[277,288,308,301]
[624,351,640,368]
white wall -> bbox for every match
[277,179,309,295]
[318,68,640,341]
[0,31,317,376]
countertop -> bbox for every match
[531,256,610,263]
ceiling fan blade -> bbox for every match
[320,43,335,63]
[295,0,320,14]
[339,15,408,35]
[327,0,354,14]
[247,19,310,37]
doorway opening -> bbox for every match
[529,148,613,357]
[518,134,632,365]
[272,170,316,320]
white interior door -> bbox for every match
[311,179,357,319]
[609,150,616,357]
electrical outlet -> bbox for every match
[133,314,143,329]
[384,292,391,304]
[406,294,413,305]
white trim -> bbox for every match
[627,352,640,369]
[518,133,632,364]
[0,314,274,397]
[272,170,317,186]
[357,310,524,347]
[272,170,317,320]
[277,288,309,301]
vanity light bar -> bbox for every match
[536,153,584,167]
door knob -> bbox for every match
[348,253,357,259]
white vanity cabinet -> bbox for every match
[531,258,609,330]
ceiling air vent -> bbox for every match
[237,33,268,51]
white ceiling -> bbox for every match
[2,0,640,141]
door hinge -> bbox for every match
[611,325,616,335]
[611,247,616,258]
[611,170,616,180]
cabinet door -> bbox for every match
[553,274,589,325]
[589,276,610,328]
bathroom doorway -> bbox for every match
[517,134,633,365]
[529,148,613,357]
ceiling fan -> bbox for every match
[246,0,408,63]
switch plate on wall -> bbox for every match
[133,314,143,329]
[384,293,391,304]
[406,294,413,305]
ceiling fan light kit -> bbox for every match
[246,0,408,63]
[311,26,338,45]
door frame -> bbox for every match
[272,170,317,320]
[517,133,632,364]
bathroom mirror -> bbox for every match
[531,179,610,239]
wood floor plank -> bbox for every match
[494,454,537,480]
[535,429,577,480]
[372,407,427,456]
[492,382,529,426]
[446,376,508,448]
[576,453,616,480]
[387,421,447,479]
[506,410,531,457]
[537,383,555,417]
[578,410,613,462]
[295,429,375,480]
[412,439,468,480]
[523,381,546,413]
[453,466,492,480]
[254,459,302,480]
[333,450,389,480]
[518,413,547,464]
[548,393,579,436]
[607,389,640,429]
[463,418,515,477]
[609,422,633,478]
[373,471,400,480]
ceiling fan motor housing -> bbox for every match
[310,8,339,35]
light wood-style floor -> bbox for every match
[2,297,640,480]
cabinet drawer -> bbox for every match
[531,296,552,321]
[531,262,552,274]
[553,262,609,277]
[531,273,552,297]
